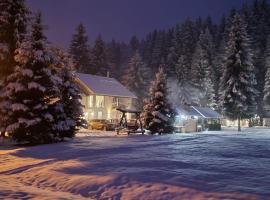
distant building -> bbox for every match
[175,105,223,132]
[75,73,137,122]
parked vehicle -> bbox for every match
[88,119,116,131]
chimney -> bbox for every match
[107,71,110,78]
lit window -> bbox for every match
[96,96,104,108]
[98,111,103,119]
[88,95,93,108]
[112,97,119,107]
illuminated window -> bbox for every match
[88,95,93,108]
[96,96,104,108]
[112,97,119,107]
[98,111,103,119]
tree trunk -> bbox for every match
[259,116,264,126]
[238,115,241,132]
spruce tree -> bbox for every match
[91,35,108,76]
[263,36,270,106]
[52,49,87,138]
[69,23,91,73]
[142,67,175,134]
[122,51,150,108]
[107,39,122,77]
[221,14,257,131]
[5,13,61,144]
[175,55,195,106]
[0,0,29,137]
[190,29,216,107]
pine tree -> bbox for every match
[175,55,195,106]
[129,35,140,53]
[52,49,87,138]
[107,39,122,78]
[263,36,270,105]
[264,65,270,106]
[190,29,216,107]
[69,23,91,73]
[0,0,29,137]
[91,35,108,76]
[5,13,62,144]
[122,51,150,108]
[221,14,257,131]
[142,67,175,134]
[249,0,270,125]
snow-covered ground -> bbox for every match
[1,128,270,200]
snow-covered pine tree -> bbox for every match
[91,35,108,76]
[52,48,87,138]
[264,64,270,106]
[175,55,195,106]
[221,14,257,131]
[129,35,140,53]
[142,67,175,134]
[5,12,62,144]
[107,39,122,77]
[249,0,270,125]
[69,23,91,73]
[190,29,216,107]
[263,36,270,106]
[121,51,150,108]
[0,0,29,137]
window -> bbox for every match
[112,97,119,107]
[88,95,94,108]
[97,111,103,119]
[96,96,104,108]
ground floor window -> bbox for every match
[98,111,103,119]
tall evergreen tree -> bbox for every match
[142,67,175,134]
[91,35,108,76]
[69,23,91,73]
[4,13,62,144]
[175,55,196,106]
[190,29,216,107]
[221,14,257,131]
[263,36,270,106]
[107,39,122,78]
[249,0,270,124]
[121,51,150,108]
[0,0,29,137]
[52,49,87,138]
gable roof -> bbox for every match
[177,105,223,119]
[76,73,137,98]
[192,106,223,119]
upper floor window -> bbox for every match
[96,96,104,108]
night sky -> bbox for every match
[27,0,255,48]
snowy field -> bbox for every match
[1,128,270,200]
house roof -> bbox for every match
[76,73,137,98]
[177,105,223,119]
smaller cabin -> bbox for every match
[75,73,137,122]
[175,106,223,132]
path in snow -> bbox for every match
[1,128,270,200]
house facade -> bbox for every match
[75,73,137,122]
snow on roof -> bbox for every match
[192,106,223,119]
[76,73,137,98]
[177,105,223,119]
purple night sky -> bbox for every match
[27,0,255,48]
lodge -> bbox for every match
[75,73,137,122]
